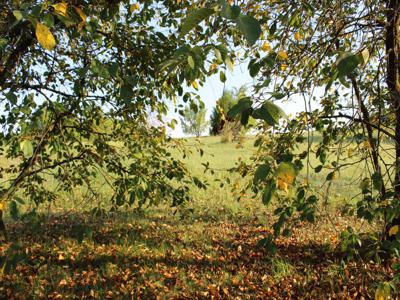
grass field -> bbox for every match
[0,136,396,299]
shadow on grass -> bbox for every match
[2,211,386,299]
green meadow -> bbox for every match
[1,135,393,299]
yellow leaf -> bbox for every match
[75,6,86,22]
[74,7,87,30]
[209,63,217,72]
[348,147,354,157]
[0,202,3,210]
[261,42,271,52]
[280,64,287,71]
[294,32,302,41]
[375,282,391,300]
[35,23,56,50]
[52,3,68,17]
[130,3,140,13]
[277,50,288,60]
[191,81,199,90]
[58,253,65,261]
[276,179,288,193]
[389,225,399,236]
[363,140,372,149]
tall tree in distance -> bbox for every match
[180,106,208,137]
[209,86,247,136]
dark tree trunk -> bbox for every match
[386,0,400,237]
[0,209,7,242]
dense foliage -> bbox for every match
[175,0,400,260]
[0,0,212,239]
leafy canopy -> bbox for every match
[177,0,400,259]
[0,0,210,217]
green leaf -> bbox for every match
[180,8,215,36]
[240,109,252,126]
[31,4,43,17]
[271,92,286,100]
[227,97,252,119]
[262,181,275,206]
[120,84,133,101]
[20,140,33,158]
[254,164,270,183]
[269,22,277,36]
[360,178,370,193]
[315,165,323,173]
[43,13,55,27]
[326,171,336,181]
[336,52,362,78]
[252,101,286,126]
[219,71,226,82]
[9,201,20,221]
[214,48,222,62]
[0,38,7,50]
[116,192,125,206]
[249,62,261,77]
[187,55,195,69]
[372,172,383,191]
[5,92,17,104]
[236,14,261,46]
[225,57,234,72]
[13,10,23,21]
[221,4,241,19]
[129,191,136,205]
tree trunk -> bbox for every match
[386,0,400,237]
[0,209,7,242]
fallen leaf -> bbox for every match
[59,279,67,286]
